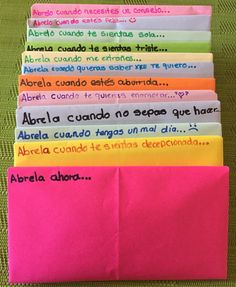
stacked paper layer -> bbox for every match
[8,3,229,283]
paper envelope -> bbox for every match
[13,136,224,167]
[19,75,215,92]
[22,52,214,64]
[8,166,229,283]
[28,15,211,31]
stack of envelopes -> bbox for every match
[8,3,229,283]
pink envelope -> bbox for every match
[8,166,229,283]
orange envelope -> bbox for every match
[19,75,215,92]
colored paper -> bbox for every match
[15,123,222,142]
[4,0,231,285]
[14,136,223,167]
[19,75,216,92]
[27,28,211,43]
[28,15,211,31]
[18,90,218,107]
[16,101,221,127]
[21,62,214,78]
[25,41,211,53]
[31,4,212,18]
[22,51,213,64]
[8,166,228,282]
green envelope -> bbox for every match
[25,41,211,53]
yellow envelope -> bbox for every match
[14,136,223,167]
[22,51,213,64]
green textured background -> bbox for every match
[0,0,236,286]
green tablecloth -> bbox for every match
[1,0,236,286]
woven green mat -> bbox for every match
[1,0,236,286]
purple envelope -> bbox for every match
[8,166,229,283]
